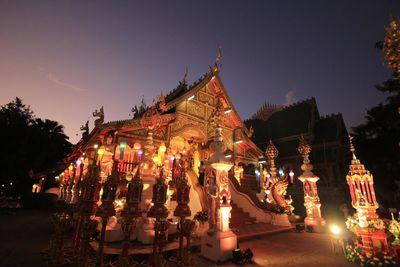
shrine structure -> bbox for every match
[54,62,295,263]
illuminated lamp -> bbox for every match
[68,164,74,171]
[330,224,341,236]
[234,140,243,144]
[289,170,295,184]
[224,108,232,114]
[225,154,232,158]
[97,146,105,156]
[138,149,143,155]
[278,169,284,177]
[76,159,82,166]
[10,182,13,186]
[158,143,167,153]
[133,141,141,150]
[187,95,195,101]
[93,144,99,149]
[119,141,127,160]
[153,155,160,164]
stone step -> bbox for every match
[230,201,256,228]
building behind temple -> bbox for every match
[245,97,350,214]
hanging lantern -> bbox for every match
[159,143,167,153]
[289,170,294,184]
[119,141,127,160]
[133,141,141,150]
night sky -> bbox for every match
[0,1,399,143]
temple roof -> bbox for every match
[245,98,319,149]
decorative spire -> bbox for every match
[182,66,188,84]
[265,140,278,179]
[348,134,357,160]
[208,98,225,129]
[298,135,311,164]
[213,45,222,72]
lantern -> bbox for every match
[119,141,127,160]
[158,143,167,153]
[289,170,294,184]
[133,141,141,150]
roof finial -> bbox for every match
[182,66,188,84]
[214,45,222,71]
[348,134,357,160]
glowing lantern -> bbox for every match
[159,143,167,153]
[97,146,105,156]
[133,141,141,150]
[76,159,82,166]
[153,155,160,164]
[289,170,295,184]
[68,164,74,171]
[119,141,127,160]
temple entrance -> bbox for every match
[169,125,207,175]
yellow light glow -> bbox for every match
[94,144,99,149]
[330,224,341,235]
[159,143,167,153]
[235,140,243,144]
[97,146,106,155]
[68,164,73,171]
[187,95,195,101]
[133,142,141,150]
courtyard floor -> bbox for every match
[0,209,355,267]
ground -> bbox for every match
[0,209,355,267]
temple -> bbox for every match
[54,64,297,265]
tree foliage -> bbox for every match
[0,97,72,195]
[352,77,400,201]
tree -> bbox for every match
[352,73,400,206]
[0,97,72,196]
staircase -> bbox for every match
[240,174,259,191]
[230,201,256,228]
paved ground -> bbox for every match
[0,209,355,267]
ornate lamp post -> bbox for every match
[95,162,118,266]
[148,168,169,267]
[345,136,389,253]
[173,170,191,264]
[201,100,237,262]
[297,136,325,232]
[116,167,144,267]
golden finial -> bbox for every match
[214,45,222,71]
[348,134,357,159]
[298,135,311,157]
[265,140,278,160]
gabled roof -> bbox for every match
[246,97,319,146]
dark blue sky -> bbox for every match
[0,1,399,142]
